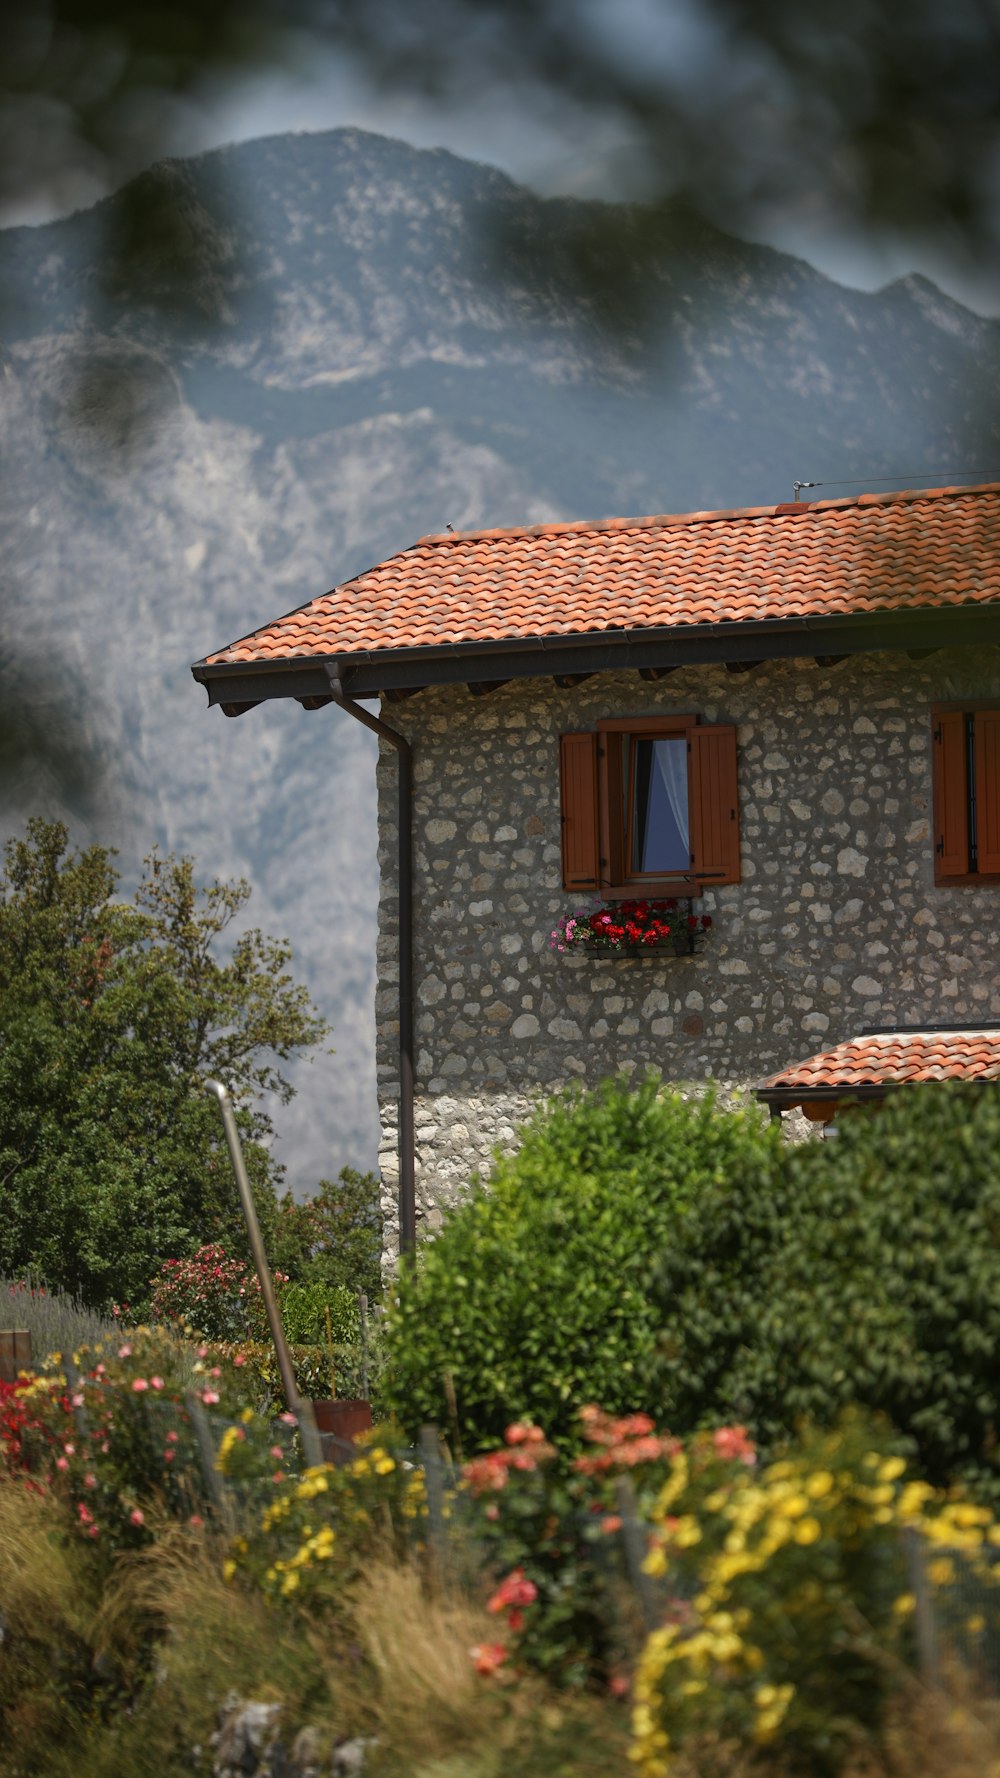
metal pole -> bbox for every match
[325,666,416,1260]
[204,1079,324,1467]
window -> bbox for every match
[932,704,1000,884]
[559,713,741,895]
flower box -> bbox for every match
[551,898,712,958]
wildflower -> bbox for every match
[84,1473,96,1488]
[166,1430,178,1443]
[56,1456,68,1471]
[601,1515,624,1535]
[64,1442,75,1456]
[117,1344,132,1358]
[270,1446,284,1459]
[488,1569,538,1615]
[132,1378,149,1393]
[150,1376,164,1391]
[222,1559,237,1583]
[130,1508,145,1527]
[202,1389,220,1406]
[471,1642,508,1677]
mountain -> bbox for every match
[2,127,999,1187]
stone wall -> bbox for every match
[374,649,1000,1261]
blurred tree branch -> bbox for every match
[2,0,999,798]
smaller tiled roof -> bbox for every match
[198,482,1000,671]
[757,1028,1000,1101]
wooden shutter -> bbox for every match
[932,709,969,880]
[688,724,741,884]
[559,732,599,890]
[974,711,1000,874]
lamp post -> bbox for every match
[205,1079,324,1468]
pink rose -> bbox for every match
[201,1389,219,1406]
[132,1378,149,1393]
[150,1376,164,1391]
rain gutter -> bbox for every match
[323,667,416,1263]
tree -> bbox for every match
[0,817,328,1307]
[269,1166,383,1302]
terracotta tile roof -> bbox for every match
[757,1029,1000,1097]
[200,483,1000,668]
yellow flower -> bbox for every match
[805,1470,834,1499]
[222,1558,237,1583]
[240,1406,254,1424]
[375,1456,395,1476]
[929,1558,955,1587]
[893,1594,915,1617]
[793,1517,821,1545]
[967,1614,985,1635]
[281,1571,300,1595]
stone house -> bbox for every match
[193,482,1000,1265]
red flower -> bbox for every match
[488,1568,539,1614]
[471,1642,508,1677]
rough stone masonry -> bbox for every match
[374,649,1000,1263]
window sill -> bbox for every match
[933,873,1000,887]
[600,880,707,898]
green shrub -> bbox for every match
[383,1075,783,1451]
[647,1082,1000,1500]
[280,1281,358,1347]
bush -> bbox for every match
[2,1330,301,1556]
[630,1414,1000,1778]
[268,1169,383,1301]
[149,1243,287,1345]
[647,1083,1000,1500]
[280,1281,358,1347]
[0,1274,116,1360]
[383,1076,783,1451]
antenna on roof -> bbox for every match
[792,469,1000,501]
[445,523,455,533]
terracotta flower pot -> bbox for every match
[310,1397,372,1463]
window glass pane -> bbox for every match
[631,736,689,872]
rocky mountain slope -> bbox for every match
[2,127,998,1184]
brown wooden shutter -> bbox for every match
[688,724,741,885]
[559,732,599,890]
[974,711,1000,874]
[932,709,969,880]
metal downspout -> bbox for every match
[325,667,416,1261]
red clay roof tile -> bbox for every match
[758,1029,1000,1093]
[199,482,1000,667]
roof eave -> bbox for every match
[191,602,1000,709]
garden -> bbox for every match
[5,823,1000,1774]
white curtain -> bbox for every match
[654,737,689,853]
